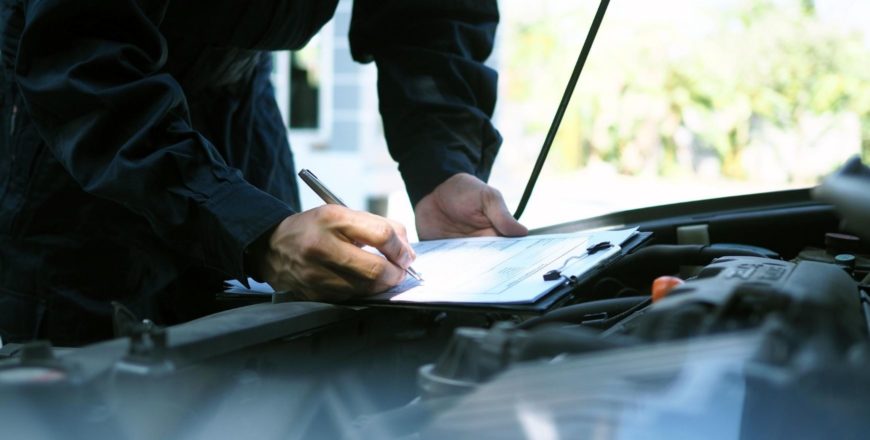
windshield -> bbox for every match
[487,0,870,229]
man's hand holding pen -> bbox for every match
[258,205,416,301]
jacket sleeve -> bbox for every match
[349,0,502,206]
[15,0,294,280]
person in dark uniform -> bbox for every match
[0,0,527,346]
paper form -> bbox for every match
[370,228,638,304]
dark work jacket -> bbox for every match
[0,0,501,345]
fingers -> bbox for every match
[329,240,407,291]
[414,173,530,239]
[387,218,416,259]
[263,207,413,301]
[483,187,529,237]
[326,207,415,269]
[268,257,400,302]
[287,245,406,296]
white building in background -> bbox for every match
[269,0,403,216]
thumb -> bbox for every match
[483,188,529,237]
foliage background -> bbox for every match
[496,0,870,186]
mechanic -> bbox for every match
[0,0,527,346]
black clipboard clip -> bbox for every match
[543,241,613,281]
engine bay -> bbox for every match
[2,161,870,439]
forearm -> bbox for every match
[16,0,293,279]
[350,0,502,206]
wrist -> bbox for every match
[243,222,280,282]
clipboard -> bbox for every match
[339,230,652,315]
[221,231,653,316]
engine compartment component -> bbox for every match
[415,255,865,393]
[419,328,870,440]
[631,256,864,342]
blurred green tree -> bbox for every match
[503,0,870,183]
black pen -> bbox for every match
[298,169,424,282]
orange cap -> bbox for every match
[652,276,685,302]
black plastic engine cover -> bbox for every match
[647,256,863,338]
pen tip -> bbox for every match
[407,267,423,282]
